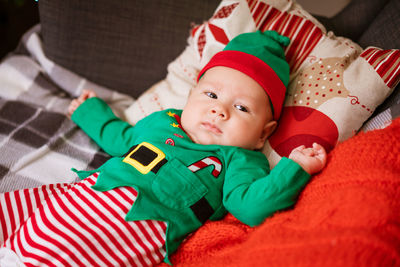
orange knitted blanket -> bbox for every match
[161,118,400,266]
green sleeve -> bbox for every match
[223,153,310,227]
[71,97,140,157]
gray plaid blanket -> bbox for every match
[0,25,134,192]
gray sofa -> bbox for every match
[39,0,221,98]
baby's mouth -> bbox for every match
[201,122,222,134]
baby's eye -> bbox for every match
[234,104,248,112]
[205,92,217,99]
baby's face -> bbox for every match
[181,66,276,150]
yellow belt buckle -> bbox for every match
[123,142,165,174]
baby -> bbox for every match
[1,31,326,266]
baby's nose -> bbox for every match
[211,106,228,119]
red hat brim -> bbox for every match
[197,50,286,120]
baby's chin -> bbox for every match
[187,131,221,146]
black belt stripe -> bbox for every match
[190,196,214,224]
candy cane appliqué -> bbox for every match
[188,156,222,178]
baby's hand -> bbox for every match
[289,143,327,175]
[68,89,97,116]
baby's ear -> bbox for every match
[256,120,277,150]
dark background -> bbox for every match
[0,0,39,59]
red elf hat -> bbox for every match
[197,30,290,120]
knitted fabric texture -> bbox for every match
[159,118,400,266]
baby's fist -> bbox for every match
[68,89,96,116]
[289,143,327,175]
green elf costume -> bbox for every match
[71,31,310,264]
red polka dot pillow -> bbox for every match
[124,0,400,167]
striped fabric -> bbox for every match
[188,156,222,178]
[246,0,323,73]
[361,48,400,88]
[0,174,166,267]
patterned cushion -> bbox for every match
[124,0,400,167]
